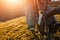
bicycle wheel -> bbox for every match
[45,7,60,40]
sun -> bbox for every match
[7,0,19,4]
[6,0,24,5]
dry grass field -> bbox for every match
[0,16,59,40]
[0,16,40,40]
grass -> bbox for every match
[0,16,40,40]
[0,16,59,40]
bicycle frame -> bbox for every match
[25,0,60,40]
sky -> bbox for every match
[0,0,25,21]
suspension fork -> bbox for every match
[43,11,51,40]
[38,6,52,40]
